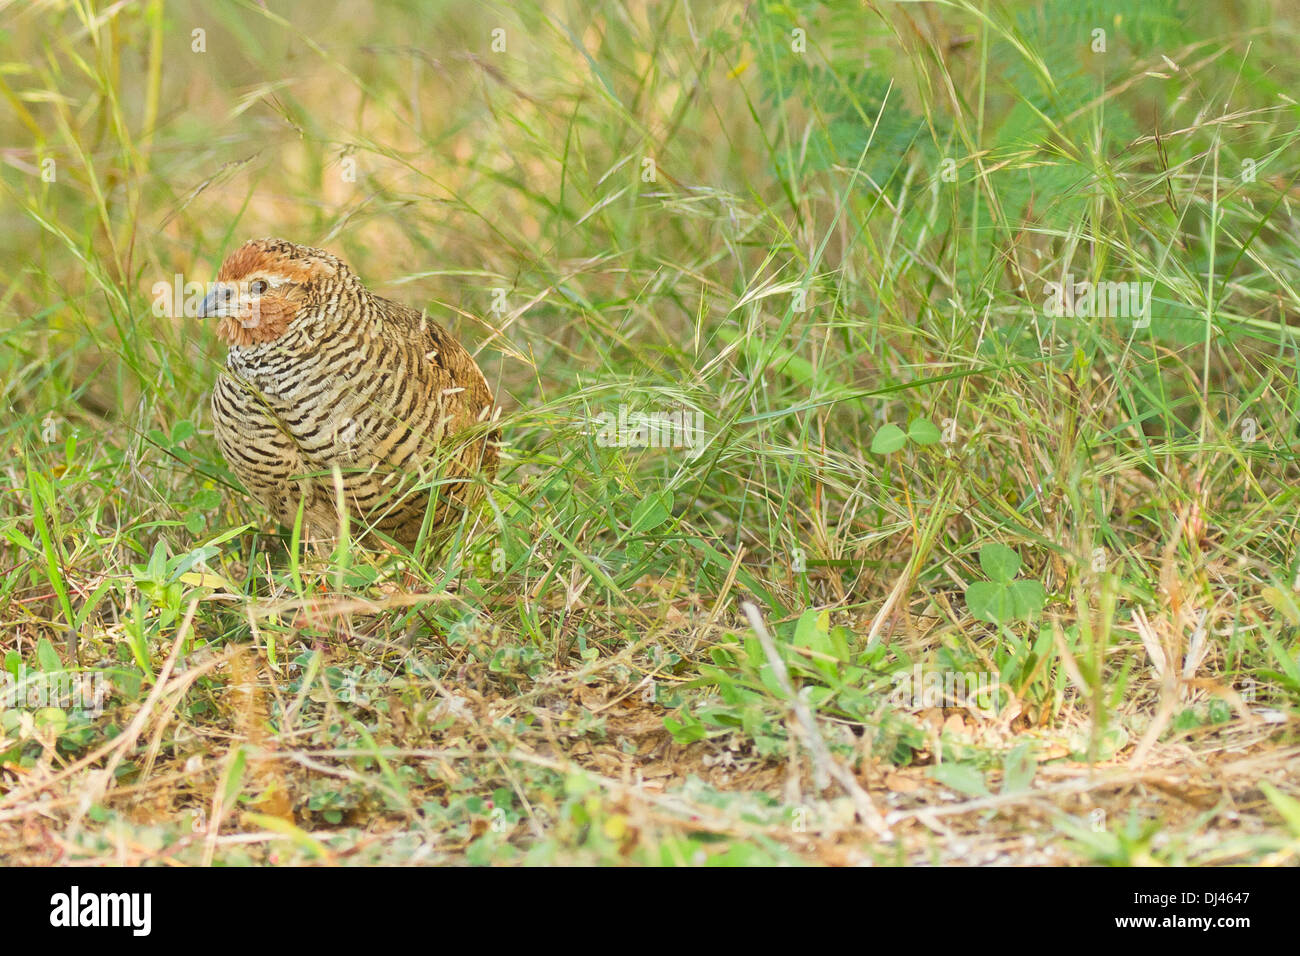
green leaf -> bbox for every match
[33,707,67,736]
[1261,586,1300,627]
[965,581,1008,623]
[27,468,76,632]
[222,746,248,806]
[1006,579,1047,618]
[870,424,907,455]
[170,420,196,444]
[1001,742,1037,794]
[629,490,673,534]
[907,418,942,445]
[36,637,62,673]
[1257,628,1300,688]
[828,625,853,663]
[1260,781,1300,837]
[146,540,168,583]
[791,608,829,651]
[242,811,332,859]
[112,666,143,701]
[979,543,1022,583]
[663,714,707,744]
[194,488,224,511]
[966,579,1046,625]
[929,762,990,798]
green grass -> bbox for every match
[0,0,1298,865]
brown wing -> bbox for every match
[376,298,499,484]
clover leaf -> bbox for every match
[965,542,1046,624]
[870,417,942,455]
[907,418,942,445]
[870,424,907,455]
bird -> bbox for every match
[200,237,498,548]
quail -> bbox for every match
[201,238,497,547]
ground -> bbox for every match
[0,0,1298,865]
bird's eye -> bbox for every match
[248,279,269,295]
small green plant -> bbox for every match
[0,638,109,765]
[869,418,942,455]
[667,608,923,763]
[145,420,225,534]
[964,543,1047,624]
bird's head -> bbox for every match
[200,238,352,347]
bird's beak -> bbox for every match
[198,283,233,318]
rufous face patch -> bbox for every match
[209,240,337,346]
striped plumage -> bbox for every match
[202,238,497,547]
